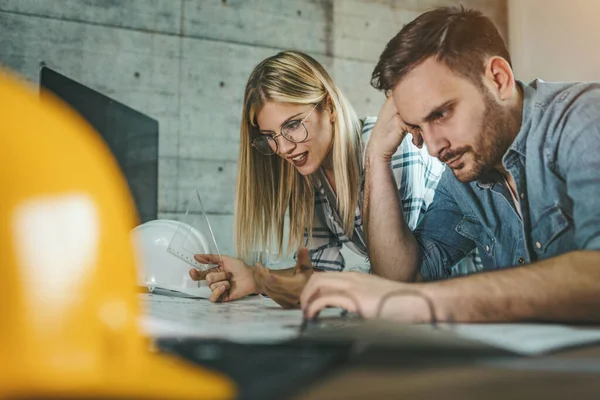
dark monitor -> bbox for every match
[39,67,158,223]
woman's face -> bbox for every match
[256,101,333,176]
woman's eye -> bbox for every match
[285,120,301,131]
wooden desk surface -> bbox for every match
[296,346,600,400]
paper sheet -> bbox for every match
[139,293,600,354]
[139,293,341,343]
[439,323,600,356]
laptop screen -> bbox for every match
[39,67,158,223]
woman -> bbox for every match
[190,50,472,307]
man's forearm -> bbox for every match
[364,152,420,281]
[423,250,600,323]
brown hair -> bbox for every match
[371,6,511,93]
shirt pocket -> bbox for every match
[530,204,572,256]
[455,216,496,260]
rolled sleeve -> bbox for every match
[558,89,600,252]
[414,170,478,281]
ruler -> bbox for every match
[167,190,221,270]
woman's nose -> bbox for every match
[276,135,296,155]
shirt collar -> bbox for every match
[504,80,537,159]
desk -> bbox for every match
[296,346,600,399]
[145,295,600,399]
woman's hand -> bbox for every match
[190,254,259,302]
[254,248,314,309]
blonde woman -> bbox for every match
[191,50,474,307]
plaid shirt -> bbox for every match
[304,117,480,273]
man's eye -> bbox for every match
[434,110,449,122]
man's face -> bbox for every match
[391,57,515,182]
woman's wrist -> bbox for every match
[251,265,266,294]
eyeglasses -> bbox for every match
[251,103,318,156]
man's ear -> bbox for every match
[483,56,516,102]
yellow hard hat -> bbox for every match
[0,69,235,399]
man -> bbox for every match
[301,6,600,323]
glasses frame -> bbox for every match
[251,103,319,156]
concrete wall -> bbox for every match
[0,0,506,260]
[509,0,600,83]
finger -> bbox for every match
[206,271,228,285]
[304,294,359,320]
[210,280,231,292]
[379,95,399,120]
[300,273,353,307]
[209,284,229,302]
[189,268,209,281]
[383,95,396,111]
[194,254,222,265]
[411,131,424,149]
[190,265,222,281]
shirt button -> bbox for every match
[535,241,542,249]
[518,257,525,264]
[485,245,490,253]
[520,192,525,199]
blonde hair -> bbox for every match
[235,51,362,260]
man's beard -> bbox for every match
[444,91,519,183]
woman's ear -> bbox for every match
[325,95,335,123]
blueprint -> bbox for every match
[139,293,600,355]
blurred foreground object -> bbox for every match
[0,69,235,399]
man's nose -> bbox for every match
[421,129,448,158]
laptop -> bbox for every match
[39,67,159,223]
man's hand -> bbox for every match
[190,254,259,302]
[367,96,411,160]
[300,272,434,322]
[254,248,314,309]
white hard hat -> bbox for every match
[132,219,213,298]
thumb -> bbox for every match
[380,95,398,119]
[194,254,222,266]
[295,248,313,272]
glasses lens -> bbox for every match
[253,136,276,155]
[281,120,308,143]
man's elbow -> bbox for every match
[371,261,421,282]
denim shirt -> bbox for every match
[414,79,600,280]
